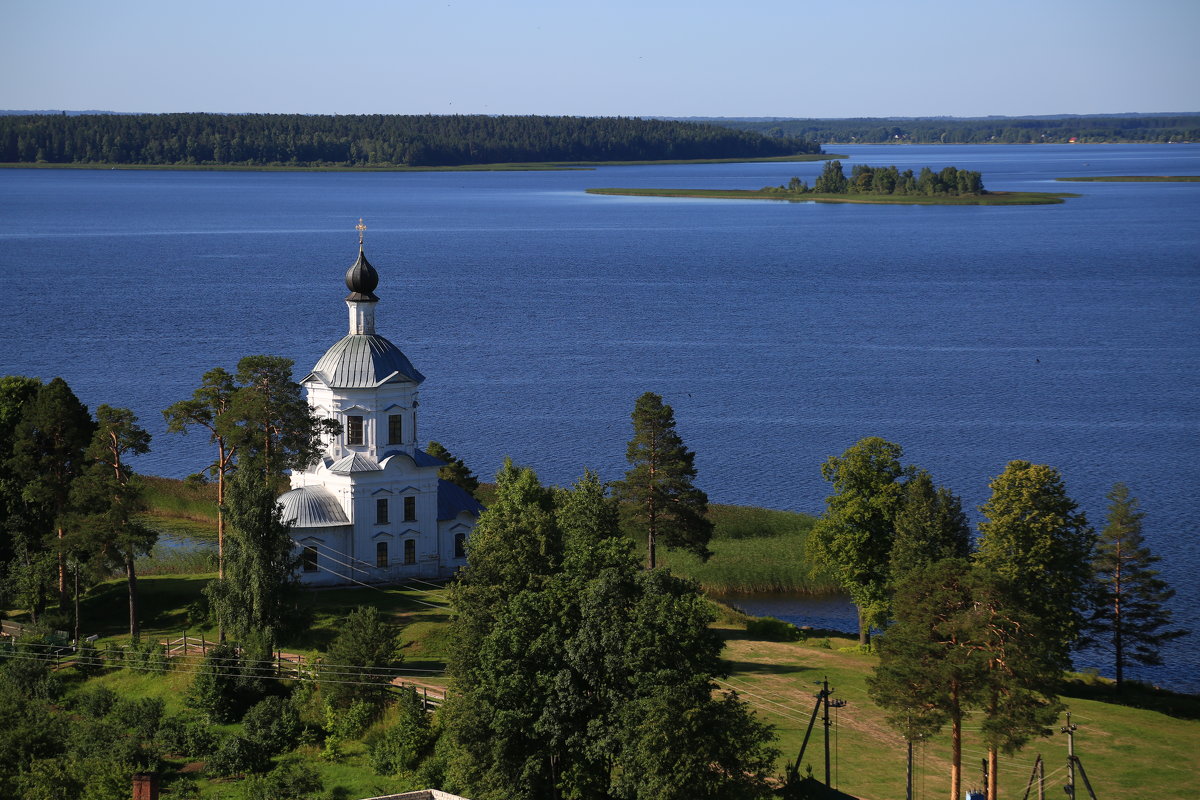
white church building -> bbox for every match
[278,228,483,586]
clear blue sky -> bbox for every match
[3,0,1197,117]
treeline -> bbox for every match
[714,114,1200,144]
[0,113,820,167]
[765,160,985,196]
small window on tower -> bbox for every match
[454,533,466,559]
[346,415,364,446]
[302,546,318,573]
[404,539,416,565]
[388,414,403,445]
[376,541,388,568]
[376,498,388,524]
[404,496,416,522]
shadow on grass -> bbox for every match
[723,659,815,677]
[1062,676,1200,721]
[82,574,214,637]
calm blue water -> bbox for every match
[1,144,1198,690]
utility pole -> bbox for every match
[1063,713,1076,798]
[823,677,832,786]
[1061,712,1099,800]
[785,677,846,790]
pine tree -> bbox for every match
[1087,483,1188,688]
[974,461,1094,799]
[163,367,238,578]
[69,405,155,639]
[869,558,986,800]
[889,470,972,588]
[225,355,339,485]
[613,392,713,569]
[426,440,481,498]
[7,377,94,616]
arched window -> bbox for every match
[376,541,388,568]
[404,539,416,565]
[454,533,466,559]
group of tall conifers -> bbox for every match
[0,375,152,642]
[0,356,336,653]
[808,436,1187,800]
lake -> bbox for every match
[1,144,1198,690]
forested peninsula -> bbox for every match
[0,113,820,168]
[709,113,1200,144]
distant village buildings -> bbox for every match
[279,225,482,586]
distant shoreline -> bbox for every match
[0,153,837,174]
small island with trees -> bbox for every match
[589,160,1079,205]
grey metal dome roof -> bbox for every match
[309,334,425,388]
[279,485,351,528]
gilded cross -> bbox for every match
[356,218,367,245]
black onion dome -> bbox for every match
[345,246,380,301]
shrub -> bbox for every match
[73,639,104,677]
[74,686,119,718]
[239,756,324,800]
[156,713,218,759]
[745,616,804,642]
[366,688,434,775]
[0,647,62,699]
[207,734,269,777]
[109,696,166,741]
[185,644,244,723]
[325,697,375,741]
[242,695,302,757]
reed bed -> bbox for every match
[134,542,218,575]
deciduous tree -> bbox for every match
[444,469,776,800]
[204,471,302,649]
[809,436,909,645]
[613,392,713,569]
[1086,483,1188,689]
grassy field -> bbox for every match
[586,187,1079,205]
[0,153,836,173]
[1056,175,1200,182]
[716,621,1200,800]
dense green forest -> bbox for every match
[707,113,1200,144]
[0,113,820,167]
